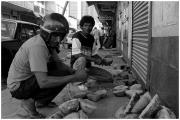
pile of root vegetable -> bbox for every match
[48,64,176,119]
[48,98,96,119]
[48,81,108,118]
[111,64,177,119]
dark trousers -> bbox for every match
[99,36,104,48]
[10,61,74,104]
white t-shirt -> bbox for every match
[92,29,100,40]
[100,29,105,36]
[7,35,50,89]
[72,38,98,56]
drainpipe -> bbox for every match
[62,1,69,15]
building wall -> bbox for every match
[2,6,17,19]
[127,2,132,62]
[118,1,179,116]
[120,2,124,52]
[81,2,88,17]
[33,1,45,16]
[66,2,78,29]
[150,1,179,116]
[122,2,130,62]
[117,1,131,62]
[45,1,56,14]
[1,1,34,19]
[69,1,78,19]
[55,1,64,14]
[88,5,102,29]
[2,1,61,24]
[1,1,37,23]
[116,2,122,52]
[7,1,34,11]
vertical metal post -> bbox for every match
[62,1,69,15]
[146,1,152,91]
[129,1,132,67]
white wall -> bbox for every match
[152,1,179,37]
[128,1,132,60]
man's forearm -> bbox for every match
[41,75,77,88]
[73,53,96,62]
[50,48,61,61]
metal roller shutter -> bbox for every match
[131,1,151,84]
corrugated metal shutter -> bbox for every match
[131,1,151,84]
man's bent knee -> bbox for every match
[76,57,86,63]
[97,72,113,82]
[104,75,113,82]
[73,57,86,70]
[99,74,113,82]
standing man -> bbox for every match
[99,27,105,49]
[7,13,88,118]
[92,27,101,50]
[71,15,113,82]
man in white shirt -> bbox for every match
[92,27,101,50]
[71,15,113,82]
[99,27,105,49]
[7,13,88,118]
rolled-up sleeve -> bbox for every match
[29,46,49,72]
[72,38,82,55]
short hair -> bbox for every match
[79,15,95,27]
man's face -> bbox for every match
[43,20,65,48]
[81,23,93,34]
[49,35,61,48]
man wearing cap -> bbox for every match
[7,13,88,118]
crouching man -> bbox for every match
[7,13,88,118]
[71,15,113,82]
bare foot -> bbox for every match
[36,101,57,108]
[21,99,45,118]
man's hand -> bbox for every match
[74,69,88,82]
[92,54,102,65]
[101,57,113,66]
[94,58,102,65]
